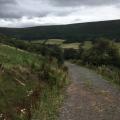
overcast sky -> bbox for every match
[0,0,120,28]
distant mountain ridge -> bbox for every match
[0,19,120,42]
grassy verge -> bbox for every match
[0,44,69,120]
[32,86,64,120]
[32,63,69,120]
[95,65,120,86]
[72,60,120,87]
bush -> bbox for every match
[64,48,79,60]
[81,38,120,67]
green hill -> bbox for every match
[0,19,120,42]
[0,44,68,120]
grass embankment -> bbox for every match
[73,60,120,87]
[95,66,120,86]
[0,44,68,120]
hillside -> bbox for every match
[0,44,68,120]
[0,20,120,42]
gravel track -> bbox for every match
[59,63,120,120]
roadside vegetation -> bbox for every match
[0,33,120,120]
[64,38,120,86]
[27,38,120,86]
[0,36,68,120]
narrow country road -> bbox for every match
[59,63,120,120]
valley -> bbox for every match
[0,20,120,120]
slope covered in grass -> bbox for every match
[0,44,68,120]
[0,44,42,68]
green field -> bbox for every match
[82,41,93,49]
[32,39,80,49]
[61,43,80,49]
[115,42,120,52]
[31,39,120,52]
[32,39,65,45]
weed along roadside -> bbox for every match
[68,39,120,87]
[32,61,69,120]
[0,44,69,120]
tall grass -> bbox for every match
[72,59,120,87]
[84,64,120,87]
[0,44,68,120]
[32,61,69,120]
[96,65,120,86]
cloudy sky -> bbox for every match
[0,0,120,28]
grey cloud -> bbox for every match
[0,0,120,19]
[0,0,120,27]
[0,0,50,19]
[0,0,18,18]
[0,12,20,19]
[0,0,16,4]
[51,0,120,6]
[0,0,73,19]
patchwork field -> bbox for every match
[31,39,65,45]
[31,39,120,52]
[31,39,80,49]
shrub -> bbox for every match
[81,38,120,67]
